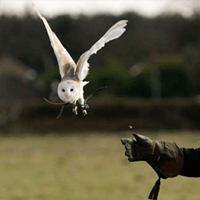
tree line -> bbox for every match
[1,11,200,98]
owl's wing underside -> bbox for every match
[33,4,76,78]
[75,20,128,81]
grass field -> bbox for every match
[0,131,199,200]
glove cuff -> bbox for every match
[147,141,183,178]
[146,141,183,200]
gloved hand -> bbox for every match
[121,133,183,200]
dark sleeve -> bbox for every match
[179,147,200,177]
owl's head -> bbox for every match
[57,80,79,103]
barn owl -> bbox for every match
[33,4,127,116]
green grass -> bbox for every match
[0,131,199,200]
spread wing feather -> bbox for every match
[76,20,128,81]
[33,4,76,78]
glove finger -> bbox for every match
[125,149,135,161]
[133,133,151,144]
[121,138,132,145]
[121,138,137,162]
[125,149,130,156]
[125,142,132,150]
[125,143,138,161]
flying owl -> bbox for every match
[33,4,128,116]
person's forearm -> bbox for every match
[179,148,200,177]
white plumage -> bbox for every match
[33,4,128,116]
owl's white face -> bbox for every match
[57,80,79,103]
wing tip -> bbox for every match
[117,20,128,28]
[32,3,44,20]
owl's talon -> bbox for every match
[72,106,78,115]
[81,103,88,116]
[82,109,87,116]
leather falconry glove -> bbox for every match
[121,133,183,200]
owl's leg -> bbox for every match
[78,99,89,116]
[72,102,78,115]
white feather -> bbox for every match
[32,4,76,78]
[76,20,128,81]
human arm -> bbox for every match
[121,133,184,200]
[179,147,200,177]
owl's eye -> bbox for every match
[62,89,65,92]
[70,88,74,92]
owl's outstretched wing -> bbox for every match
[33,4,76,78]
[75,20,128,81]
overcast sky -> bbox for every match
[0,0,199,18]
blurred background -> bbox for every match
[1,0,200,132]
[1,1,200,200]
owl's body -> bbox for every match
[33,4,127,115]
[57,77,86,115]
